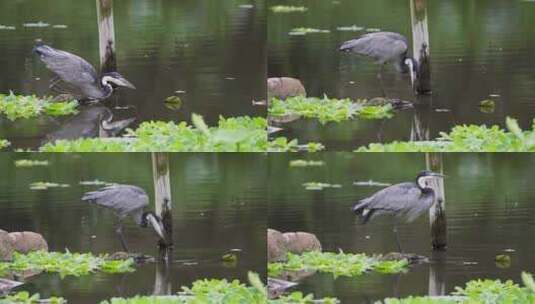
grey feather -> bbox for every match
[34,44,108,100]
[339,31,408,66]
[82,184,149,224]
[353,182,435,223]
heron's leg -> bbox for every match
[393,225,403,253]
[116,222,129,252]
[377,65,387,97]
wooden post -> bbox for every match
[96,0,116,72]
[151,153,173,255]
[425,153,447,250]
[410,0,431,94]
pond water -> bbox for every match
[0,153,267,303]
[0,0,266,150]
[268,153,535,302]
[268,0,535,150]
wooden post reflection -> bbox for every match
[153,261,172,295]
[410,0,431,94]
[96,0,117,72]
[425,153,447,250]
[428,251,447,296]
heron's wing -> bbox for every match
[339,32,408,64]
[82,184,149,217]
[358,182,432,222]
[34,44,100,90]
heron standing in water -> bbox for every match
[34,42,136,101]
[82,184,166,252]
[352,171,445,252]
[339,32,417,96]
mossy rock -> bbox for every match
[282,231,322,254]
[0,230,14,261]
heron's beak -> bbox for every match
[147,214,166,241]
[115,77,136,90]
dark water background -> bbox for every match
[268,153,535,303]
[0,0,266,149]
[0,153,267,303]
[268,0,535,150]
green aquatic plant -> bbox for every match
[29,182,70,190]
[269,96,393,124]
[0,139,9,150]
[14,160,49,167]
[289,160,325,167]
[100,272,336,304]
[270,5,308,13]
[289,28,330,35]
[380,272,535,304]
[0,291,66,304]
[40,115,322,152]
[357,117,535,152]
[0,92,78,121]
[0,251,135,278]
[268,251,408,278]
[302,182,342,191]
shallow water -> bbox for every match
[0,0,266,149]
[268,0,535,150]
[268,153,535,302]
[0,153,267,303]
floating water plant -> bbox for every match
[336,25,365,32]
[0,251,135,279]
[14,160,49,167]
[22,21,50,28]
[99,272,336,304]
[269,251,408,278]
[356,117,535,152]
[380,272,535,303]
[0,291,65,304]
[29,182,70,190]
[269,96,394,124]
[0,140,9,150]
[302,182,342,191]
[289,160,325,167]
[289,28,330,35]
[270,6,308,13]
[79,180,116,186]
[39,114,321,152]
[0,92,78,121]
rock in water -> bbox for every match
[267,77,307,102]
[267,229,288,262]
[8,232,48,254]
[0,230,14,261]
[282,232,322,254]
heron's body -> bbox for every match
[34,43,135,101]
[339,32,417,95]
[352,171,444,251]
[353,182,435,224]
[82,184,165,251]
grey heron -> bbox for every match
[352,171,444,252]
[34,42,136,101]
[339,32,417,96]
[82,184,166,252]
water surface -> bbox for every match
[268,153,535,302]
[0,0,266,149]
[0,153,267,303]
[268,0,535,150]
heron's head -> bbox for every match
[416,170,445,189]
[404,57,418,90]
[141,211,165,241]
[101,72,136,90]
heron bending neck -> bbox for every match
[141,211,165,240]
[404,57,418,89]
